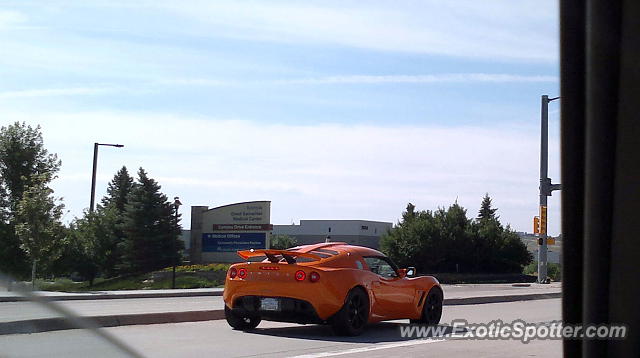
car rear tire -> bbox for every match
[331,287,369,336]
[224,305,261,330]
[410,287,443,325]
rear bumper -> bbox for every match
[224,276,348,320]
[232,296,324,324]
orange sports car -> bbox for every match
[223,242,443,335]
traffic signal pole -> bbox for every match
[537,95,561,283]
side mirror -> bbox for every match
[406,267,416,277]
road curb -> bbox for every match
[0,310,225,336]
[443,292,561,305]
[0,290,223,303]
[0,292,560,335]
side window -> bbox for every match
[363,257,397,278]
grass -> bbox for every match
[37,272,222,292]
[33,262,232,291]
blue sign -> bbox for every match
[202,233,266,252]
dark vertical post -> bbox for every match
[172,205,177,289]
[90,142,99,212]
[172,197,181,289]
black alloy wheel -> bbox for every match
[418,287,443,325]
[224,305,261,330]
[331,287,369,336]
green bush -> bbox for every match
[381,198,532,274]
[523,261,562,281]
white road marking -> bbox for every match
[288,338,446,358]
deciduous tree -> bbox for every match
[0,122,61,277]
[14,176,66,286]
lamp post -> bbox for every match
[172,196,182,289]
[90,143,124,212]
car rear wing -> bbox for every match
[237,249,322,264]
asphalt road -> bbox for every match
[0,298,562,358]
[0,283,561,323]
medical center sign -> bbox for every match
[201,201,271,252]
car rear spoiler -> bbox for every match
[237,249,322,264]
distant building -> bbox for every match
[273,220,393,250]
[187,201,392,263]
[179,230,191,259]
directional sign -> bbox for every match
[202,233,266,252]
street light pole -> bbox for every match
[172,197,182,289]
[538,95,561,283]
[90,143,124,212]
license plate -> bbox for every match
[260,298,280,311]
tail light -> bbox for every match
[238,268,248,279]
[294,270,306,281]
[229,267,237,279]
[309,271,320,283]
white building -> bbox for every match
[273,220,393,249]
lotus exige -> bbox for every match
[223,242,443,335]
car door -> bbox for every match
[363,256,414,318]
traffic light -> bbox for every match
[539,205,548,235]
[533,216,540,234]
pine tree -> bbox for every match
[101,166,133,212]
[477,193,499,222]
[119,168,182,273]
[402,203,417,223]
[98,166,134,276]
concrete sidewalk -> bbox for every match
[0,283,561,335]
[0,287,225,302]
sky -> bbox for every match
[0,0,562,235]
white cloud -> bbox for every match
[157,73,558,87]
[0,73,557,100]
[3,109,561,235]
[159,0,558,62]
[270,74,558,85]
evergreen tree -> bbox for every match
[382,197,532,274]
[471,195,532,272]
[402,203,417,222]
[477,193,498,222]
[98,166,134,275]
[119,168,182,273]
[0,122,61,278]
[101,166,133,212]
